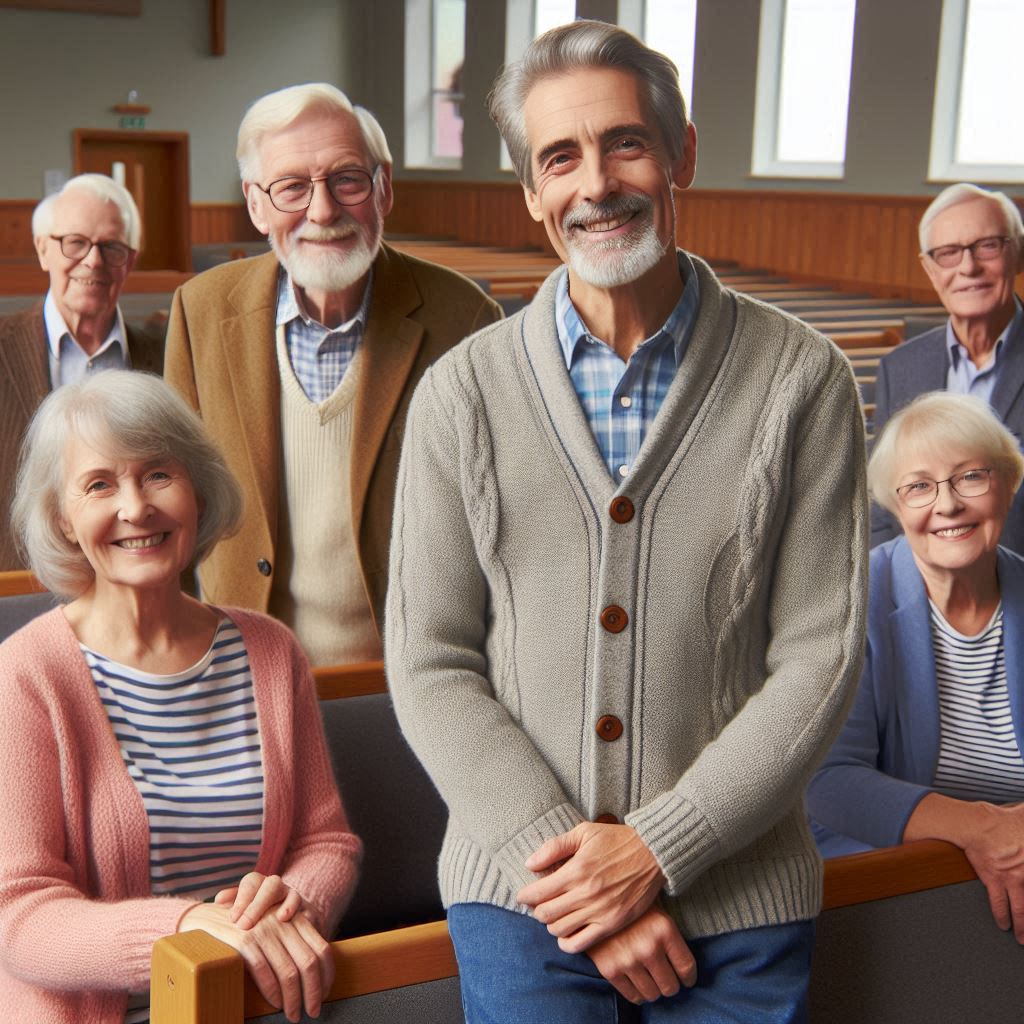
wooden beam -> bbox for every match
[210,0,225,56]
[0,570,46,597]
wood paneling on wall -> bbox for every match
[0,200,39,262]
[190,203,263,246]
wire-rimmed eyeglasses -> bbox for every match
[253,166,379,213]
[924,236,1011,269]
[895,467,994,508]
[50,234,133,267]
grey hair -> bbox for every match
[12,371,243,600]
[236,82,392,183]
[919,183,1024,253]
[31,173,142,251]
[487,19,689,189]
[868,391,1024,515]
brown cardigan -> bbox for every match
[163,244,502,633]
[0,303,164,570]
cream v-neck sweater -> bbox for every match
[386,253,868,939]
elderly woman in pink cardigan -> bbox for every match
[0,371,361,1024]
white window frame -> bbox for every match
[404,0,463,170]
[750,0,854,180]
[928,0,1024,184]
[617,0,697,114]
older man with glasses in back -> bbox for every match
[164,83,501,667]
[0,173,162,570]
[872,184,1024,552]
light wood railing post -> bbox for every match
[151,931,244,1024]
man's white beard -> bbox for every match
[274,219,381,294]
[563,195,668,289]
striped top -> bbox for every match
[931,601,1024,803]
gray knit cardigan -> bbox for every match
[385,253,868,939]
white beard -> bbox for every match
[563,196,669,289]
[273,218,381,295]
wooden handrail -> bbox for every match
[150,841,978,1023]
[313,661,386,699]
[0,570,46,597]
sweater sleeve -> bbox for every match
[385,365,585,894]
[276,633,363,937]
[0,665,197,992]
[626,345,870,895]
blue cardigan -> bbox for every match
[806,536,1024,857]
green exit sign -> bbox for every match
[119,115,146,130]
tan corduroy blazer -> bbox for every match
[0,303,165,570]
[163,244,502,632]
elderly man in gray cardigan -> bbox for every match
[386,21,867,1024]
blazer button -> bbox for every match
[595,715,623,741]
[609,497,635,523]
[595,812,620,824]
[257,558,272,577]
[600,605,628,633]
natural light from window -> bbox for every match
[643,0,697,111]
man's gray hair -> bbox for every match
[12,371,243,600]
[487,19,689,190]
[919,182,1024,253]
[236,82,392,183]
[868,391,1024,515]
[32,173,142,251]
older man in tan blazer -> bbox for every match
[165,83,500,666]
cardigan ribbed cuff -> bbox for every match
[494,802,586,893]
[626,790,722,897]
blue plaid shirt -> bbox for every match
[555,253,700,481]
[276,269,374,403]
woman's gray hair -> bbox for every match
[32,173,142,251]
[236,82,392,183]
[869,391,1024,515]
[12,371,243,600]
[919,183,1024,253]
[488,20,689,190]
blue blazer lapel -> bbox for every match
[889,539,941,783]
[989,304,1024,425]
[997,547,1024,756]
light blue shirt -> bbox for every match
[275,269,373,404]
[945,297,1023,404]
[44,290,128,389]
[554,252,700,481]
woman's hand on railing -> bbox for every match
[214,871,305,929]
[177,898,333,1023]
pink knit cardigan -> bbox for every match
[0,606,362,1024]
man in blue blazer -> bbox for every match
[872,184,1024,552]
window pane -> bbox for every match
[775,0,856,164]
[431,0,466,159]
[644,0,697,111]
[534,0,575,36]
[955,0,1024,165]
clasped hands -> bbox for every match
[177,872,332,1023]
[517,822,696,1004]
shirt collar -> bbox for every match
[275,266,374,332]
[946,296,1023,370]
[43,290,127,364]
[555,251,700,368]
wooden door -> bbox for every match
[74,130,191,272]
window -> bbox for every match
[501,0,577,170]
[751,0,857,178]
[929,0,1024,182]
[618,0,697,113]
[405,0,466,169]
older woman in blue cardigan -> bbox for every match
[807,391,1024,940]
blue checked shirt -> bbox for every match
[276,268,374,403]
[555,253,701,481]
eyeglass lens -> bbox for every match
[55,234,131,266]
[929,236,1007,268]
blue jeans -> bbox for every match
[447,903,814,1024]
